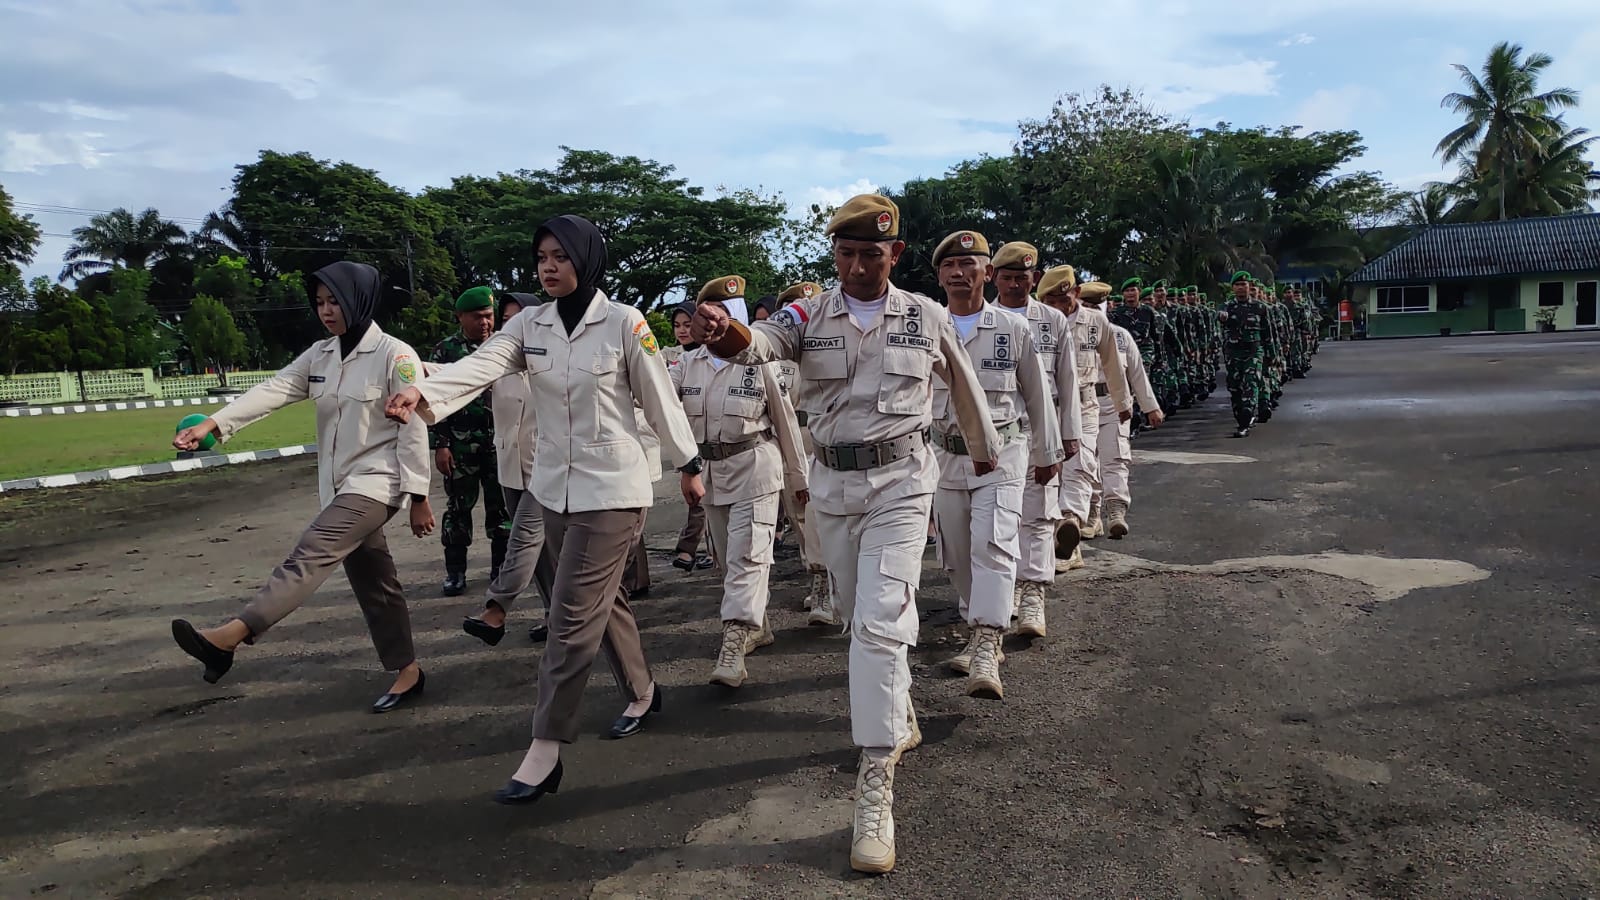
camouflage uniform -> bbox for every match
[1108,300,1160,425]
[429,331,511,582]
[1219,294,1267,433]
[1150,306,1183,414]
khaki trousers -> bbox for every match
[704,493,779,624]
[532,505,653,743]
[934,478,1024,628]
[238,493,415,672]
[785,429,825,571]
[1094,401,1134,506]
[1058,394,1102,520]
[1017,475,1061,584]
[816,494,927,750]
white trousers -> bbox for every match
[933,479,1023,628]
[1058,396,1102,520]
[816,494,928,750]
[786,429,825,571]
[1093,402,1133,506]
[1017,476,1060,583]
[705,493,779,625]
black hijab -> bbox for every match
[533,215,607,335]
[310,261,382,358]
[672,300,700,352]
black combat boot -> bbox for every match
[1233,413,1252,439]
[442,545,468,596]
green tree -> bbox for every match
[228,150,456,311]
[32,278,126,371]
[0,269,68,375]
[1437,41,1581,220]
[1401,183,1465,226]
[1135,144,1269,287]
[99,268,167,367]
[0,184,43,278]
[391,289,456,351]
[59,207,188,282]
[183,294,247,387]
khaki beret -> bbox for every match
[932,230,991,267]
[991,241,1039,271]
[826,194,899,241]
[1036,266,1078,298]
[1078,281,1113,302]
[777,281,824,304]
[695,274,746,306]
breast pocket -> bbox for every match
[977,364,1017,395]
[878,347,931,416]
[799,348,847,382]
[590,350,622,377]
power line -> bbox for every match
[18,201,425,243]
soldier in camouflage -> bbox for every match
[1108,278,1158,430]
[429,286,512,596]
[1219,271,1267,438]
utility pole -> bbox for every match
[403,235,416,299]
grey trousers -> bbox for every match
[238,493,415,672]
[532,505,653,743]
[675,502,706,557]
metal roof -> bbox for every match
[1350,213,1600,283]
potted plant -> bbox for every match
[1534,307,1558,333]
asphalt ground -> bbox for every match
[0,332,1595,898]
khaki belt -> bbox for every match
[698,436,762,461]
[933,420,1022,456]
[817,430,927,471]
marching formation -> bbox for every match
[165,194,1322,876]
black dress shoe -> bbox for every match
[442,570,466,597]
[606,687,663,739]
[171,619,233,684]
[463,616,505,646]
[494,758,563,805]
[671,555,694,572]
[372,670,425,713]
[694,554,714,570]
[528,623,549,643]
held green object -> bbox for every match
[176,413,217,451]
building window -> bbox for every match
[1538,282,1565,306]
[1375,285,1430,313]
[1437,283,1467,311]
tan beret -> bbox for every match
[1078,281,1112,302]
[825,194,899,241]
[695,274,746,306]
[991,241,1039,271]
[777,281,823,304]
[1036,265,1078,297]
[931,230,992,267]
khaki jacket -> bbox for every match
[1108,324,1161,412]
[1000,299,1082,442]
[212,323,430,510]
[709,284,999,517]
[932,304,1064,489]
[1068,305,1133,414]
[416,290,696,514]
[670,349,807,506]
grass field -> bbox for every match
[0,402,317,481]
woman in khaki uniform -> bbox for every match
[385,215,702,805]
[671,275,808,688]
[169,261,436,712]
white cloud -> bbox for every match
[1291,86,1380,132]
[0,131,108,172]
[1279,32,1316,47]
[805,179,879,215]
[35,101,128,121]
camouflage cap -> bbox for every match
[825,194,900,242]
[1037,265,1078,298]
[931,230,992,268]
[990,241,1039,271]
[695,274,746,306]
[455,285,495,312]
[1078,281,1113,303]
[777,281,824,304]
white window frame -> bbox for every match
[1374,284,1431,314]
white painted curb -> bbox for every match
[0,444,317,493]
[0,396,240,417]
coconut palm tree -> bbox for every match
[1401,183,1463,226]
[1137,144,1269,287]
[1436,41,1581,220]
[59,207,188,282]
[194,202,273,278]
[1504,124,1600,216]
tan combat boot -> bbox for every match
[1105,499,1129,539]
[1015,581,1047,638]
[1067,544,1084,570]
[710,622,756,687]
[749,615,776,652]
[806,571,840,627]
[946,628,1006,674]
[892,698,922,763]
[851,751,897,874]
[1084,499,1102,540]
[1055,512,1083,559]
[966,625,1005,698]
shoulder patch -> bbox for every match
[632,319,659,355]
[394,352,417,385]
[768,302,809,329]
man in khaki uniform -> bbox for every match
[927,230,1062,697]
[691,194,998,876]
[774,280,837,625]
[990,241,1079,637]
[1040,266,1133,563]
[1079,282,1162,542]
[673,275,809,687]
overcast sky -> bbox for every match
[3,0,1596,282]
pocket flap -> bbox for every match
[877,545,923,587]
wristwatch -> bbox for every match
[678,455,705,475]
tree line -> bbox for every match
[0,42,1592,380]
